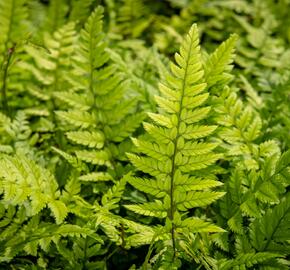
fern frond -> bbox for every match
[0,154,68,224]
[125,222,158,247]
[20,21,76,121]
[56,110,96,128]
[126,24,228,261]
[115,0,152,38]
[218,252,281,270]
[66,131,104,149]
[1,218,96,262]
[0,0,28,59]
[75,150,111,167]
[43,0,68,33]
[204,33,238,88]
[55,6,143,180]
[176,191,225,211]
[215,86,268,170]
[53,92,91,110]
[181,217,225,233]
[69,0,95,26]
[251,192,290,253]
[125,202,167,218]
[101,174,128,210]
[79,172,113,182]
[51,147,87,172]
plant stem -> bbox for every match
[82,237,88,269]
[1,46,14,116]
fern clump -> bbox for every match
[0,1,289,269]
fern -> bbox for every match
[23,21,76,92]
[0,154,68,224]
[204,33,238,89]
[250,192,290,253]
[17,21,76,142]
[0,0,28,62]
[217,252,282,270]
[126,24,226,264]
[0,1,289,268]
[0,0,28,116]
[55,6,144,179]
[0,213,96,263]
[69,0,96,27]
[0,110,44,158]
[215,148,290,268]
[114,0,152,38]
[43,0,68,33]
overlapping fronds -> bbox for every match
[0,1,289,269]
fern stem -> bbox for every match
[1,46,14,116]
[51,44,65,148]
[0,0,21,115]
[120,222,126,249]
[82,236,88,269]
[142,228,163,269]
[49,98,65,148]
[168,27,195,260]
[105,246,119,262]
[89,18,96,110]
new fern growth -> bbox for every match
[126,24,225,265]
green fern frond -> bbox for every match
[51,146,87,172]
[123,219,159,247]
[55,6,143,180]
[101,174,128,210]
[214,85,271,170]
[0,0,28,60]
[126,24,228,261]
[0,154,68,224]
[56,110,96,128]
[22,21,76,104]
[69,0,95,27]
[218,252,281,270]
[181,217,225,233]
[126,201,167,218]
[204,33,238,88]
[251,192,290,253]
[43,0,68,33]
[216,148,289,267]
[79,172,113,182]
[1,217,96,262]
[53,92,91,110]
[75,150,111,167]
[115,0,152,38]
[0,0,29,116]
[66,131,104,149]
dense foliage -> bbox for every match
[0,0,289,269]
